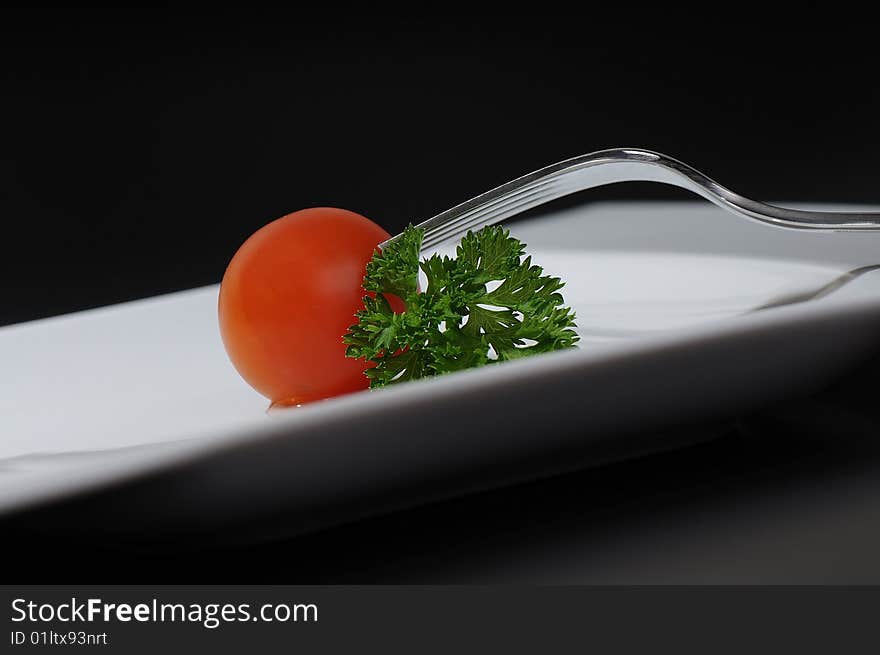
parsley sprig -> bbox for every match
[343,225,579,388]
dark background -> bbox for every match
[4,10,880,583]
[2,9,879,326]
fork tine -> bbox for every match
[420,182,561,251]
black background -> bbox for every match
[3,9,879,325]
[5,10,880,584]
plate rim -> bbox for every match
[3,268,880,518]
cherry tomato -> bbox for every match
[218,207,402,405]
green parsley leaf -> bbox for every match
[343,224,579,388]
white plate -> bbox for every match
[3,201,880,539]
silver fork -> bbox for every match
[379,148,880,252]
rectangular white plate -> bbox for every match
[3,201,880,541]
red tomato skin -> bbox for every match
[218,207,402,405]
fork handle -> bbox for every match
[384,148,880,252]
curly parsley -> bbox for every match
[343,225,579,388]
